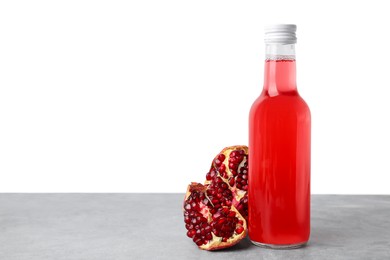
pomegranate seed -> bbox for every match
[187,230,195,238]
[242,185,248,191]
[221,225,230,232]
[217,153,225,162]
[214,159,222,166]
[205,233,212,240]
[194,237,203,246]
[184,217,191,224]
[229,178,235,186]
[238,220,244,225]
[235,226,244,234]
[218,219,225,226]
[228,211,236,218]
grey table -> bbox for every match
[0,194,389,260]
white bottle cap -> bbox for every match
[264,24,297,44]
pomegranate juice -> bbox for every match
[249,59,311,247]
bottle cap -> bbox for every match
[264,24,297,44]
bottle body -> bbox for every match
[248,49,311,247]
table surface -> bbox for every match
[0,194,389,260]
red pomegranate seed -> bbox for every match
[187,230,196,238]
[235,226,244,234]
[194,238,203,246]
[228,211,236,218]
[214,159,222,166]
[217,153,225,162]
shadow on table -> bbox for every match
[213,237,252,252]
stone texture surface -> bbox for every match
[0,194,389,259]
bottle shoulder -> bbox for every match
[250,91,310,117]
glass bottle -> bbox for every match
[248,24,311,248]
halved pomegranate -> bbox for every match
[183,145,249,250]
[205,145,249,219]
[183,182,247,250]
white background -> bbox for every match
[0,1,389,193]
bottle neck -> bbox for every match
[263,44,297,96]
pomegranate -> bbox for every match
[183,145,249,250]
[205,145,249,219]
[183,182,247,250]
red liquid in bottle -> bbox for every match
[249,59,311,247]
